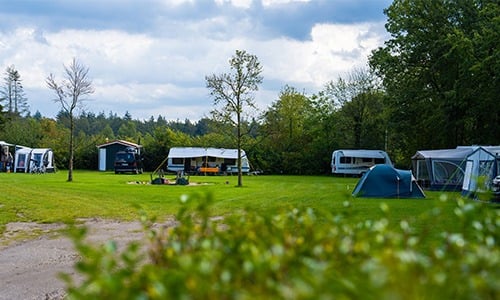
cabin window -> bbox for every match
[172,158,183,164]
[340,157,352,164]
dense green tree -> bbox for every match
[306,91,339,174]
[370,0,499,161]
[99,124,115,140]
[261,85,314,174]
[205,50,263,186]
[324,68,386,150]
[117,121,138,140]
[0,116,43,147]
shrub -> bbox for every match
[62,194,499,299]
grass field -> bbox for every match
[0,170,471,241]
[2,170,498,298]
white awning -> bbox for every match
[168,147,246,159]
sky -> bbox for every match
[0,0,392,121]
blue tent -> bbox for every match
[352,165,425,198]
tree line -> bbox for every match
[0,0,498,175]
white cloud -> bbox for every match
[0,1,390,121]
[262,0,310,6]
[214,0,253,8]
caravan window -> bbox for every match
[224,158,236,165]
[172,158,183,164]
[340,157,352,164]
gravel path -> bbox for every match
[0,220,149,300]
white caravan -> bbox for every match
[331,149,392,176]
[167,147,250,174]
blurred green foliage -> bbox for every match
[63,193,499,299]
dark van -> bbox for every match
[114,148,143,174]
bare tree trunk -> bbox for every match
[237,109,243,187]
[67,114,74,182]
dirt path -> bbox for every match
[0,220,149,300]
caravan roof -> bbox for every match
[168,147,245,159]
[336,149,387,159]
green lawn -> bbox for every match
[0,170,465,236]
[3,170,498,298]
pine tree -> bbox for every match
[0,66,29,116]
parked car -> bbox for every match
[114,148,143,174]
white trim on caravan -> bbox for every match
[331,149,392,176]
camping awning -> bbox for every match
[168,147,245,159]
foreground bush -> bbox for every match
[63,194,499,299]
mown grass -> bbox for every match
[0,170,473,245]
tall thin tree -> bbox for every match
[205,50,263,187]
[0,65,29,116]
[46,58,94,182]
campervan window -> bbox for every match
[172,158,183,164]
[374,158,385,164]
[362,157,372,163]
[340,157,351,164]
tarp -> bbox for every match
[352,164,425,198]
